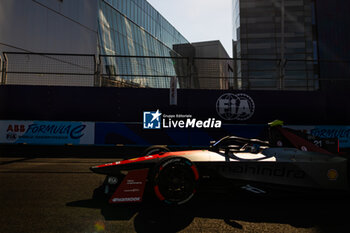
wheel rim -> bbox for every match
[156,162,196,203]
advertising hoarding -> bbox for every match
[0,120,95,145]
[1,119,349,149]
[288,125,350,148]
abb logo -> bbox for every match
[7,125,26,133]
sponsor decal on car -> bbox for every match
[217,164,306,179]
[111,197,141,203]
[123,189,140,193]
[126,179,142,185]
[327,169,338,181]
[109,169,149,204]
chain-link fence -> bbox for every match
[99,55,189,88]
[1,52,349,90]
[2,53,96,86]
[234,58,319,90]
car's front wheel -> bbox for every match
[152,157,199,205]
[141,145,170,156]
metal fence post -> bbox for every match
[94,54,100,87]
[95,55,103,87]
[279,58,286,90]
[2,53,8,85]
[0,55,2,85]
[187,57,192,89]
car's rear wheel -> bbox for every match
[152,157,199,205]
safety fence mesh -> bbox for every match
[1,52,350,90]
[3,53,96,87]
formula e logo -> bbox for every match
[216,93,255,121]
[143,110,162,129]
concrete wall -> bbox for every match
[0,0,98,54]
[1,85,350,125]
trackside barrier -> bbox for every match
[0,120,95,145]
[1,120,350,149]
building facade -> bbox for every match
[0,0,189,88]
[0,0,98,55]
[315,0,350,91]
[174,41,234,90]
[233,0,319,90]
[98,0,189,88]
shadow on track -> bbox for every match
[66,192,350,233]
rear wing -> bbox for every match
[268,123,339,155]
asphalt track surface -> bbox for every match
[1,156,350,233]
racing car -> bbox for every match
[90,121,349,205]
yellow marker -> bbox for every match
[327,169,338,181]
[268,120,284,127]
[94,221,105,232]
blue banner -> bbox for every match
[0,120,95,145]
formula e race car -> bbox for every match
[90,121,349,205]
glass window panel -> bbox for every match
[130,1,136,19]
[127,0,131,18]
[133,24,138,41]
[137,27,142,43]
[106,6,113,28]
[135,6,139,25]
[146,12,149,32]
[125,35,130,55]
[122,17,127,36]
[112,10,117,30]
[101,1,107,24]
[112,0,117,9]
[119,34,125,55]
[116,14,121,33]
[122,0,126,14]
[117,0,121,11]
[114,31,120,54]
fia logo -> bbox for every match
[143,110,162,129]
[216,93,255,121]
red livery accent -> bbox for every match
[109,169,149,204]
[278,127,333,155]
[191,165,199,180]
[96,154,164,168]
[95,151,204,169]
[154,185,165,201]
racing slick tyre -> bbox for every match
[152,157,199,205]
[141,145,170,156]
